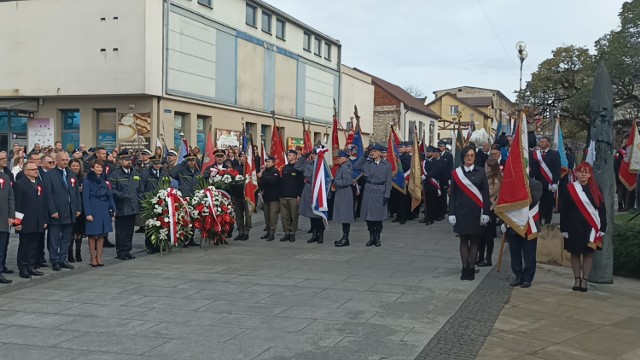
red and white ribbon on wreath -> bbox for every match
[167,188,187,246]
[204,187,220,229]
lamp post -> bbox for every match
[516,41,528,104]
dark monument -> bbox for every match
[590,63,615,284]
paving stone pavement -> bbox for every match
[0,216,495,360]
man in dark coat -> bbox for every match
[258,156,281,242]
[530,136,561,224]
[354,144,392,247]
[437,141,453,221]
[332,150,355,247]
[14,162,48,279]
[141,158,169,253]
[203,149,227,180]
[232,152,252,241]
[421,146,443,225]
[0,168,15,283]
[43,151,81,271]
[392,142,412,225]
[136,149,153,173]
[279,150,304,242]
[0,151,14,183]
[475,142,490,167]
[110,150,143,260]
[295,150,325,243]
[170,154,200,199]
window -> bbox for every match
[61,110,80,150]
[261,11,272,34]
[276,18,286,40]
[196,115,209,152]
[449,105,459,115]
[245,3,257,27]
[96,109,117,150]
[324,42,331,60]
[197,0,212,7]
[408,121,416,142]
[314,36,321,56]
[174,113,184,151]
[303,32,311,52]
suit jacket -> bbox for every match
[14,177,47,234]
[43,167,81,224]
[0,172,15,232]
[530,148,561,186]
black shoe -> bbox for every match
[60,261,75,270]
[579,278,588,292]
[266,235,275,242]
[28,268,44,276]
[307,231,318,244]
[187,239,199,247]
[52,263,62,271]
[419,218,426,223]
[391,218,400,223]
[436,217,444,221]
[399,220,406,225]
[234,234,244,241]
[103,240,115,248]
[477,259,492,267]
[572,277,581,291]
[241,233,249,241]
[460,267,468,281]
[75,250,82,263]
[510,277,523,287]
[374,232,381,247]
[467,268,475,281]
[521,281,532,288]
[307,228,313,233]
[317,232,324,244]
[19,271,32,279]
[289,234,295,242]
[280,234,291,242]
[116,255,129,261]
[365,232,375,247]
[0,275,12,284]
[335,234,350,247]
[147,249,158,254]
[68,252,75,263]
[425,220,434,225]
[2,268,14,274]
[126,253,136,260]
[226,232,233,239]
[260,232,270,240]
[37,262,47,268]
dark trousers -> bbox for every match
[424,189,439,222]
[0,232,9,271]
[438,186,449,219]
[48,223,73,264]
[508,234,537,283]
[310,217,325,232]
[115,214,136,257]
[17,233,40,271]
[539,188,554,224]
[38,231,47,263]
[366,220,383,233]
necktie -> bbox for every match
[63,169,68,188]
[155,170,159,178]
[542,150,546,159]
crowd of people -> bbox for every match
[0,132,606,292]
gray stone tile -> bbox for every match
[57,317,159,334]
[279,270,350,282]
[118,276,186,287]
[73,354,156,360]
[295,279,373,291]
[0,325,83,346]
[213,314,314,332]
[242,284,323,296]
[56,332,169,355]
[225,329,343,349]
[0,298,81,314]
[0,311,80,328]
[124,286,200,298]
[198,301,289,316]
[127,296,213,311]
[129,308,228,325]
[139,322,246,341]
[366,311,447,328]
[277,306,377,322]
[187,289,270,303]
[0,343,88,360]
[331,337,423,359]
[3,288,73,300]
[315,289,402,301]
[401,326,439,343]
[144,338,267,360]
[62,303,148,319]
[230,275,305,286]
[299,319,413,341]
[176,280,254,292]
[259,294,348,309]
[65,292,145,306]
[343,275,423,286]
[339,299,437,315]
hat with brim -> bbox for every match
[183,154,197,161]
[214,149,225,156]
[150,157,162,164]
[338,150,349,158]
[370,144,384,152]
[118,150,132,160]
[167,150,178,156]
[266,155,276,161]
[287,149,297,155]
[141,149,152,156]
[426,145,438,153]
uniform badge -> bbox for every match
[70,178,76,187]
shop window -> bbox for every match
[61,110,80,151]
[196,115,209,152]
[96,109,117,150]
[0,112,8,132]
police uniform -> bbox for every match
[141,158,169,253]
[295,150,325,244]
[279,150,304,242]
[332,151,355,247]
[136,149,153,173]
[110,150,143,260]
[422,146,443,225]
[438,142,453,220]
[170,154,201,246]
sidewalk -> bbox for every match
[477,264,640,360]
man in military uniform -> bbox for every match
[204,149,227,180]
[296,149,325,244]
[164,150,179,173]
[437,141,453,221]
[136,149,153,173]
[170,154,201,247]
[110,150,143,260]
[232,152,252,241]
[258,156,281,242]
[421,146,443,225]
[279,149,303,242]
[141,157,169,253]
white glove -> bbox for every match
[448,215,456,225]
[561,232,569,238]
[421,175,426,181]
[597,231,605,237]
[549,184,558,192]
[480,215,490,225]
[500,224,507,234]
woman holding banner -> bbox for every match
[560,162,606,292]
[448,145,491,281]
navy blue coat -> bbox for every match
[43,167,82,225]
[110,167,143,216]
[14,177,48,234]
[82,171,116,236]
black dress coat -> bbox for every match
[14,177,47,234]
[83,171,116,236]
[560,182,607,255]
[259,166,281,203]
[43,167,82,225]
[448,165,491,235]
[110,167,143,216]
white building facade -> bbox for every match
[0,0,346,152]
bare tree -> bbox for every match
[404,85,425,98]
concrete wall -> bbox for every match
[340,66,374,135]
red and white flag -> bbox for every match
[619,120,640,191]
[244,132,258,212]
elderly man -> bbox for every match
[170,154,201,247]
[0,151,13,182]
[475,142,491,167]
[111,150,143,260]
[0,164,15,283]
[43,151,81,271]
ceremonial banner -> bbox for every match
[302,118,313,154]
[495,114,531,237]
[619,121,639,191]
[244,132,258,212]
[350,119,365,180]
[311,148,332,227]
[270,119,286,171]
[553,119,570,178]
[628,121,640,173]
[388,126,406,194]
[201,125,216,174]
[177,137,189,165]
[331,114,340,175]
[408,128,423,210]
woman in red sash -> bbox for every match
[449,146,491,281]
[560,162,606,292]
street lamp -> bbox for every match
[516,41,528,102]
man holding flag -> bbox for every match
[530,136,561,224]
[295,148,325,244]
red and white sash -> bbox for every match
[452,167,483,208]
[422,160,441,196]
[567,181,602,249]
[533,150,553,184]
[526,203,539,239]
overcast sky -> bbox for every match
[268,0,627,102]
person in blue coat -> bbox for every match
[332,150,355,247]
[82,160,116,267]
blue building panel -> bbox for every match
[296,62,306,118]
[264,49,276,112]
[215,30,237,105]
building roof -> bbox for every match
[353,68,440,119]
[425,92,491,118]
[432,86,513,104]
[461,96,493,107]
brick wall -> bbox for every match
[374,86,400,107]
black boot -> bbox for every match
[75,249,82,263]
[260,232,270,240]
[365,232,375,247]
[307,230,318,243]
[316,230,324,244]
[335,233,350,247]
[334,233,346,246]
[68,249,75,263]
[289,234,295,242]
[374,232,381,247]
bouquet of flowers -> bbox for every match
[141,188,193,253]
[189,186,235,246]
[208,168,245,192]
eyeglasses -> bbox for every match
[26,168,39,171]
[464,154,475,158]
[47,161,55,164]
